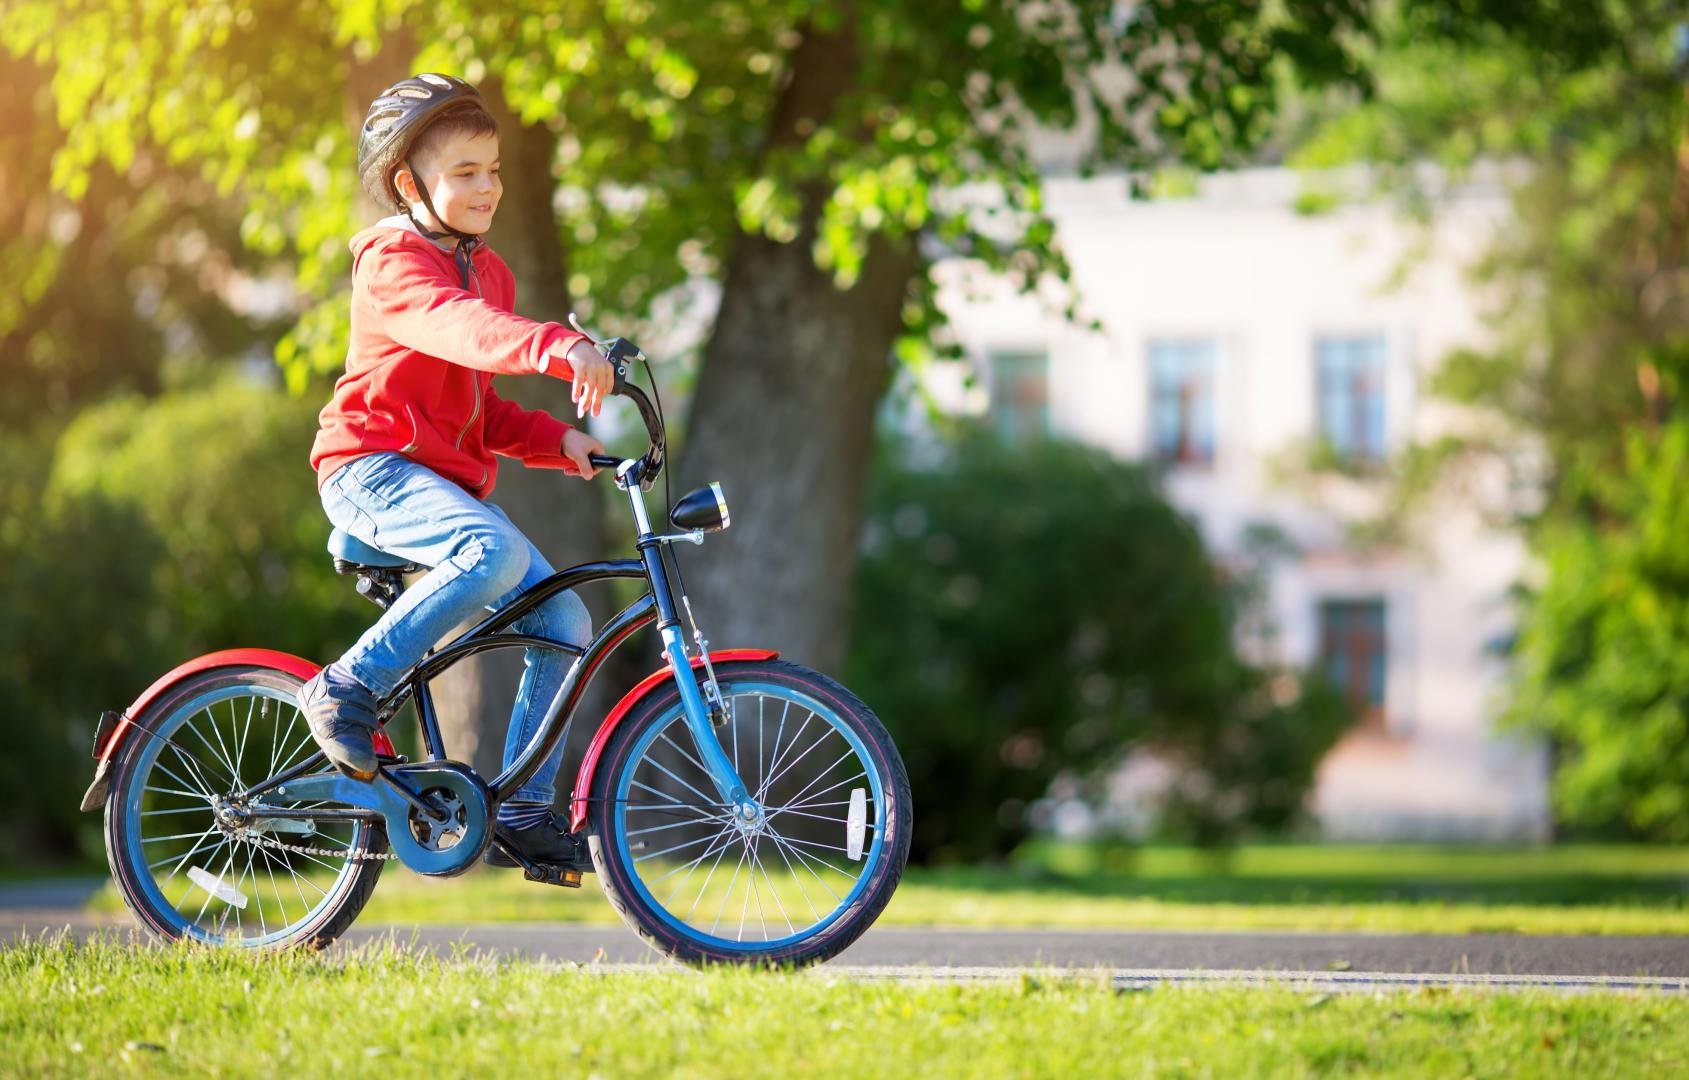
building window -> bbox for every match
[1148,339,1217,466]
[1315,336,1386,463]
[990,351,1048,443]
[1319,598,1387,731]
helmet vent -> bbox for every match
[395,87,430,99]
[419,73,452,87]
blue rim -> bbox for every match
[121,683,368,946]
[610,679,888,952]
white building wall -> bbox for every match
[927,167,1550,841]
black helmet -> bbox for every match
[357,73,483,212]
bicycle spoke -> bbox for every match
[709,841,751,936]
[266,696,283,779]
[748,840,794,935]
[257,841,312,914]
[766,828,822,922]
[766,831,845,903]
[755,705,803,803]
[165,739,232,796]
[191,845,238,928]
[628,817,725,839]
[234,698,256,787]
[774,833,856,857]
[668,829,740,913]
[758,721,832,802]
[767,773,868,816]
[656,731,715,789]
[203,708,242,784]
[770,749,856,812]
[765,806,877,830]
[148,824,220,873]
[143,784,214,803]
[636,753,721,814]
[628,779,724,813]
[634,830,724,864]
[150,756,215,802]
[141,828,222,845]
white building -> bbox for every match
[923,167,1550,841]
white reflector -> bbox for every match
[846,788,867,861]
[187,865,247,909]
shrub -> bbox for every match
[845,432,1352,862]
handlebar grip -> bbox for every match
[586,453,622,471]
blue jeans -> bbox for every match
[321,451,592,804]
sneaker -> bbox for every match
[485,810,592,870]
[297,662,381,781]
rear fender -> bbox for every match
[82,648,394,812]
[568,648,778,832]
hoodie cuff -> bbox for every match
[521,412,580,475]
[533,326,587,379]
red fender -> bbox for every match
[568,648,779,831]
[97,648,394,765]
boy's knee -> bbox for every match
[454,530,529,598]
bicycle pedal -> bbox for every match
[523,863,584,889]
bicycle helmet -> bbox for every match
[357,73,490,263]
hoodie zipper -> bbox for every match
[458,253,488,490]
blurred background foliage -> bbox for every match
[1291,0,1689,839]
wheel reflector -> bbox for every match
[847,787,866,861]
[187,866,248,909]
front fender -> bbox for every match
[82,648,394,812]
[568,648,778,832]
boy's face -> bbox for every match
[397,130,502,236]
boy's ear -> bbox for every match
[392,164,419,206]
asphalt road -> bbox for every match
[7,878,1688,990]
[8,906,1689,991]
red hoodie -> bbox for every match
[309,219,588,500]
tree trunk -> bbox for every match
[676,18,919,671]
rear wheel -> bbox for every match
[588,659,911,965]
[103,666,385,949]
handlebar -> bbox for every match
[569,314,665,486]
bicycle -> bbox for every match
[80,323,912,966]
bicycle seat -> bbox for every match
[326,528,417,572]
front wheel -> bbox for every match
[588,659,911,965]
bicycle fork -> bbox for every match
[621,465,757,823]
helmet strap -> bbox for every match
[401,157,482,289]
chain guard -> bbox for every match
[270,762,490,876]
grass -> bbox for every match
[2,933,1685,1078]
[77,842,1689,935]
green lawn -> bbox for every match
[2,934,1683,1078]
[81,843,1689,935]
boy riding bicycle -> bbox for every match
[300,73,613,869]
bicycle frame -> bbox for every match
[237,461,759,820]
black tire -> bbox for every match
[103,666,386,950]
[587,659,911,966]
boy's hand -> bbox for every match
[562,427,606,479]
[559,338,615,419]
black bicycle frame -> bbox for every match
[241,382,726,812]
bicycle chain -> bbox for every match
[229,826,400,862]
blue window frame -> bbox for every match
[1315,336,1386,462]
[990,351,1049,443]
[1319,598,1387,731]
[1148,338,1216,466]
